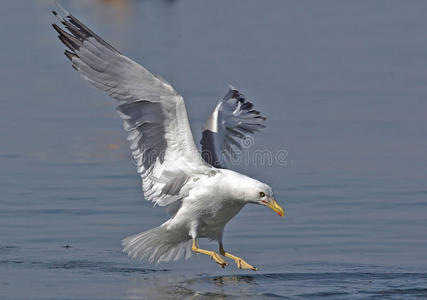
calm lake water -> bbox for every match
[1,0,427,299]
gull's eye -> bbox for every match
[259,192,265,198]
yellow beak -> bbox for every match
[264,198,285,217]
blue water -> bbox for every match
[1,0,427,299]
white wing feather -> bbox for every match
[200,86,266,168]
[52,6,210,207]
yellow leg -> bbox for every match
[192,239,228,268]
[219,243,258,271]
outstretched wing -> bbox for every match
[200,86,266,168]
[52,6,210,207]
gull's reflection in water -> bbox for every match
[209,275,258,298]
[126,274,258,299]
[211,275,257,286]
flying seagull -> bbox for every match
[52,5,284,271]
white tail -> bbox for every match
[122,225,192,264]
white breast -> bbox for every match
[166,170,248,240]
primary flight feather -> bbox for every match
[52,5,284,270]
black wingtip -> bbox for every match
[52,23,61,33]
[248,109,260,115]
[241,101,253,110]
[64,50,78,61]
[53,22,82,52]
[52,10,57,16]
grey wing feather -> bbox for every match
[52,6,210,207]
[200,86,266,168]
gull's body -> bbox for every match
[167,170,263,240]
[52,5,284,270]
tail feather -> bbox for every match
[122,225,192,264]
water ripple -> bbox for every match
[0,259,167,275]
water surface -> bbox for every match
[1,0,427,299]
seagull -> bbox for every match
[52,5,284,271]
